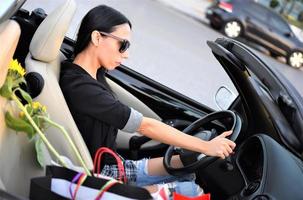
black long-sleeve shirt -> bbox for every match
[60,61,142,162]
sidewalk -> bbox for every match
[154,0,212,23]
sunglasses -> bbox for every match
[99,31,130,53]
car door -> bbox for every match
[267,13,294,55]
[244,4,273,48]
[207,37,303,157]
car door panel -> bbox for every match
[244,4,278,52]
[107,67,212,121]
[106,78,162,150]
[268,14,294,55]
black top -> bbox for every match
[59,61,131,161]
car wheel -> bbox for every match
[210,21,220,30]
[223,20,242,38]
[270,51,280,58]
[287,51,303,68]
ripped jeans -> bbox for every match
[101,158,203,198]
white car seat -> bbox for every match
[25,0,94,170]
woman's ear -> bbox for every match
[91,30,101,46]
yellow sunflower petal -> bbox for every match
[9,59,26,76]
[42,106,47,112]
[32,101,40,109]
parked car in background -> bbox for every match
[206,0,303,69]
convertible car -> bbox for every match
[1,0,303,200]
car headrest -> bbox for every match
[0,20,21,87]
[29,0,76,63]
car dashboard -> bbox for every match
[197,134,303,200]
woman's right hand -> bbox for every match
[204,130,236,159]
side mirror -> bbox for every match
[284,32,293,38]
[215,86,237,110]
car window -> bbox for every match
[269,14,291,32]
[245,4,268,22]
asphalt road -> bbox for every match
[24,0,303,109]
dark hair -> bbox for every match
[73,5,132,57]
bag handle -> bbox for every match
[69,172,87,200]
[69,172,120,200]
[95,179,119,200]
[93,147,127,183]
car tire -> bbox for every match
[210,21,221,30]
[270,51,280,58]
[223,20,242,39]
[287,51,303,69]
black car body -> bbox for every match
[1,0,303,200]
[206,0,303,68]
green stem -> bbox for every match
[11,94,68,168]
[40,116,91,175]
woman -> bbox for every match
[60,5,236,198]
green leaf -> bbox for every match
[0,78,13,98]
[14,77,26,85]
[5,111,36,139]
[35,136,44,167]
[32,115,41,129]
[25,104,33,116]
[17,88,32,104]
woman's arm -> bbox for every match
[138,117,236,159]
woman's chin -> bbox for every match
[111,63,121,69]
[104,65,119,71]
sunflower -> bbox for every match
[32,101,42,110]
[9,59,26,77]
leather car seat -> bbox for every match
[25,0,93,170]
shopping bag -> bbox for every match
[30,165,152,200]
[93,147,127,183]
[173,192,210,200]
[152,184,211,200]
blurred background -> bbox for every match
[23,0,303,109]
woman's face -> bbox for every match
[96,23,131,70]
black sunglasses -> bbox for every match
[99,31,130,53]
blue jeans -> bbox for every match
[134,158,203,197]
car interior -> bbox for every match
[1,0,303,200]
[1,0,200,198]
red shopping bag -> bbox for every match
[173,192,211,200]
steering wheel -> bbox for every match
[163,110,242,176]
